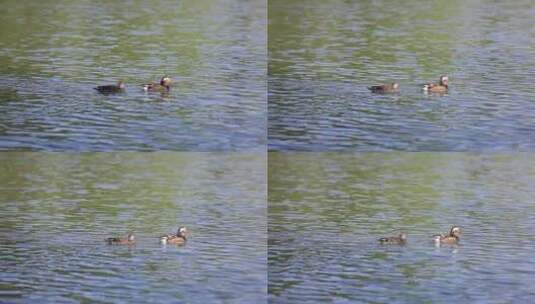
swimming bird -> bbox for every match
[106,232,135,245]
[433,226,461,245]
[160,226,188,245]
[142,76,172,92]
[379,233,407,245]
[95,81,126,93]
[368,82,399,93]
[423,75,449,93]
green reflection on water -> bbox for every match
[0,152,267,302]
[0,152,267,235]
[268,152,535,302]
[269,152,535,234]
[0,0,264,81]
[269,0,464,79]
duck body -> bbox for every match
[160,226,188,245]
[106,233,135,245]
[142,83,169,92]
[143,76,172,92]
[434,226,461,245]
[368,82,399,93]
[434,235,458,245]
[379,233,407,245]
[95,81,125,94]
[423,83,448,93]
[423,75,449,93]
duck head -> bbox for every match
[398,233,407,241]
[160,76,172,87]
[127,233,135,242]
[439,75,449,86]
[392,82,399,90]
[449,226,461,238]
[177,226,188,239]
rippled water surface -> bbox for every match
[269,0,535,151]
[0,0,266,151]
[0,153,266,303]
[269,153,535,303]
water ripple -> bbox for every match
[268,0,535,151]
[0,0,266,151]
[0,153,267,303]
[269,153,535,303]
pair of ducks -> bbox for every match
[379,226,462,246]
[106,226,188,246]
[94,76,173,93]
[368,75,449,94]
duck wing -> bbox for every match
[106,237,121,243]
[159,233,175,239]
[96,85,115,90]
[368,85,386,91]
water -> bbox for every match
[268,0,535,151]
[0,153,267,303]
[0,0,266,151]
[268,153,535,303]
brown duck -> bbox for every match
[106,232,135,245]
[379,233,407,245]
[423,75,449,93]
[368,82,399,93]
[160,226,188,245]
[142,76,172,92]
[95,81,125,94]
[433,226,461,245]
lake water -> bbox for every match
[0,153,266,303]
[0,0,266,151]
[269,153,535,303]
[269,0,535,151]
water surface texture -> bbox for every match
[269,153,535,303]
[269,0,535,151]
[0,0,266,151]
[0,153,266,303]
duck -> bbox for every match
[106,232,135,245]
[160,226,188,245]
[433,226,461,245]
[422,75,449,93]
[142,76,172,92]
[368,82,399,93]
[95,81,126,93]
[379,233,407,245]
